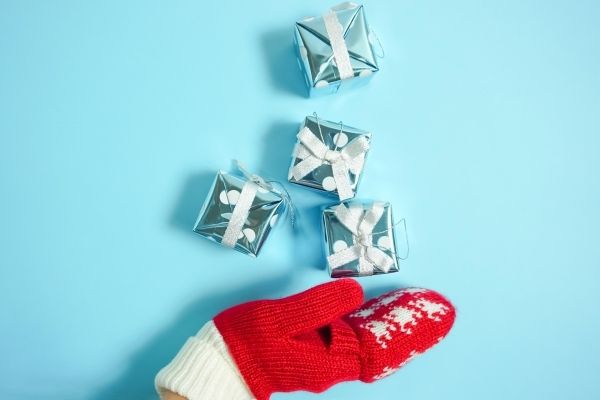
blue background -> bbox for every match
[1,1,599,399]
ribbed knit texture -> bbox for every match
[155,320,254,400]
[213,279,364,400]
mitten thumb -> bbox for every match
[273,278,364,335]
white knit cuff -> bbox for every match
[155,320,254,400]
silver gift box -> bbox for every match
[294,2,380,97]
[323,200,400,278]
[193,171,286,257]
[288,115,371,200]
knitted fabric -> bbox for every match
[157,280,456,400]
[214,280,455,399]
[344,287,456,382]
[213,279,364,400]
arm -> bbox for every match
[162,390,187,400]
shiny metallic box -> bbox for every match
[194,171,286,257]
[288,115,371,201]
[294,2,380,96]
[323,200,400,278]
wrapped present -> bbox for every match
[193,165,288,257]
[294,2,380,97]
[288,115,371,201]
[323,200,400,278]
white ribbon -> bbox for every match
[221,162,294,248]
[323,8,354,80]
[291,126,369,200]
[221,163,270,248]
[221,180,258,248]
[327,202,396,275]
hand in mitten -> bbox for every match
[156,279,455,400]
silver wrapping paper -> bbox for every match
[288,115,371,199]
[294,2,379,97]
[193,171,286,257]
[323,200,400,278]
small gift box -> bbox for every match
[288,115,371,201]
[294,2,380,97]
[323,200,400,278]
[193,167,287,257]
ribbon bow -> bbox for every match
[327,202,396,275]
[291,126,369,200]
[222,161,294,248]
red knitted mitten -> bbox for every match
[156,280,455,400]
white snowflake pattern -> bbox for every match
[348,290,406,320]
[375,290,406,307]
[372,351,420,380]
[383,306,422,334]
[349,307,377,319]
[361,319,396,349]
[354,289,449,349]
[359,306,420,348]
[409,299,449,322]
[373,288,428,308]
[348,288,429,321]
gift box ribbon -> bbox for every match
[291,126,369,200]
[222,162,293,248]
[323,7,354,80]
[221,180,259,248]
[327,202,396,275]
